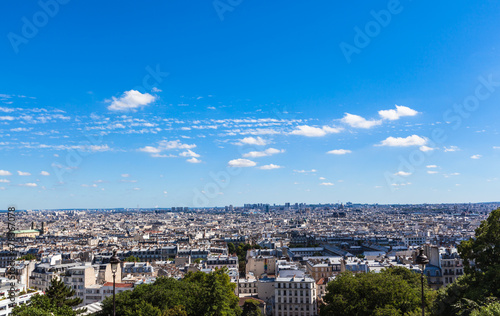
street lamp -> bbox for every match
[110,249,121,316]
[416,248,429,316]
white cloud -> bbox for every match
[139,146,161,154]
[236,136,269,146]
[89,145,110,152]
[394,171,412,176]
[320,182,334,186]
[259,164,283,170]
[10,127,33,132]
[319,177,326,180]
[0,170,12,176]
[427,171,438,174]
[17,171,31,176]
[494,146,500,149]
[121,174,130,178]
[377,135,427,147]
[0,179,9,183]
[180,149,200,158]
[444,146,459,152]
[21,183,37,187]
[470,154,482,159]
[228,159,257,167]
[151,87,162,92]
[187,157,202,163]
[0,116,15,121]
[243,148,284,158]
[40,171,50,176]
[139,140,197,157]
[426,165,438,168]
[327,149,352,155]
[290,125,343,137]
[378,105,418,121]
[294,169,317,173]
[107,90,156,111]
[419,146,435,152]
[341,113,382,129]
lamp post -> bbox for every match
[416,248,429,316]
[110,249,121,316]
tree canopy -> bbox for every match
[241,299,263,316]
[97,268,241,316]
[12,278,85,316]
[432,208,500,316]
[320,267,435,316]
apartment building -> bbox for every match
[274,270,317,316]
[304,257,342,282]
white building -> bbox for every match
[274,270,317,316]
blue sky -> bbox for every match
[1,0,500,209]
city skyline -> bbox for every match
[1,1,500,209]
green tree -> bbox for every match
[471,301,500,316]
[241,299,262,316]
[45,277,84,309]
[320,267,435,316]
[17,253,37,261]
[433,209,500,316]
[98,269,241,316]
[194,258,203,264]
[227,242,236,255]
[11,294,78,316]
[458,208,500,274]
[125,255,140,262]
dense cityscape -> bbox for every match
[1,202,498,315]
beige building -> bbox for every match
[304,257,342,282]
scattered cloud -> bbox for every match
[259,164,283,170]
[394,171,412,176]
[320,182,334,186]
[21,183,37,187]
[139,140,196,157]
[228,159,257,167]
[0,179,9,183]
[236,136,269,146]
[377,135,427,147]
[378,105,418,121]
[470,154,482,159]
[294,169,317,174]
[243,148,284,158]
[187,157,202,163]
[419,146,435,152]
[290,125,343,137]
[17,171,31,176]
[427,171,438,174]
[180,149,201,158]
[444,146,460,152]
[341,113,382,129]
[107,90,156,111]
[40,171,50,176]
[327,149,352,155]
[426,165,438,168]
[0,170,12,176]
[121,174,130,178]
